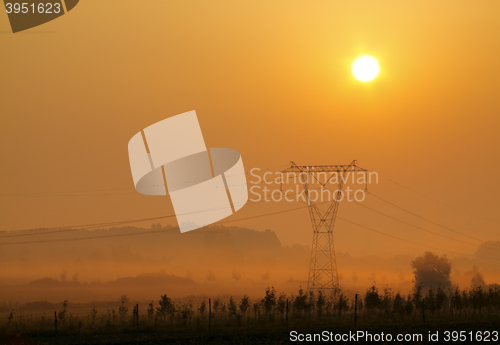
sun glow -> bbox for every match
[351,55,380,82]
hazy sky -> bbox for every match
[1,1,499,260]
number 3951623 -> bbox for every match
[5,3,62,14]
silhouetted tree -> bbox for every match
[147,301,154,321]
[58,300,68,324]
[239,295,250,316]
[198,300,207,316]
[337,293,348,319]
[435,286,448,314]
[252,302,260,318]
[90,306,97,324]
[261,287,277,317]
[405,294,414,315]
[471,272,485,289]
[393,292,405,316]
[276,292,287,318]
[179,302,193,325]
[364,285,381,310]
[411,252,452,292]
[156,294,175,322]
[451,287,463,314]
[118,295,129,322]
[316,290,325,318]
[293,287,308,317]
[228,296,237,316]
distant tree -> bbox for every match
[179,302,193,325]
[232,270,241,282]
[213,298,221,316]
[426,289,437,313]
[60,270,68,283]
[316,290,325,318]
[411,252,452,292]
[261,287,277,316]
[147,301,154,321]
[393,292,405,316]
[470,286,486,313]
[90,306,97,324]
[450,287,463,314]
[336,293,349,319]
[462,290,469,310]
[206,271,216,282]
[412,285,423,309]
[156,294,175,322]
[7,309,14,325]
[198,300,207,316]
[228,297,237,316]
[58,300,68,323]
[325,296,334,316]
[118,295,129,322]
[357,297,364,313]
[471,272,486,289]
[239,295,250,315]
[435,286,448,313]
[276,292,287,318]
[307,290,316,315]
[252,302,260,318]
[404,294,413,315]
[364,285,381,310]
[293,287,308,316]
[381,286,393,314]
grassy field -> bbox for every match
[1,285,499,344]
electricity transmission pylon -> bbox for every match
[283,161,367,292]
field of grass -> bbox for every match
[1,285,499,344]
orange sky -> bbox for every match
[1,1,499,261]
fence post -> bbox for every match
[354,294,358,327]
[208,298,211,331]
[54,311,57,334]
[136,304,139,328]
[422,298,425,324]
[286,298,289,330]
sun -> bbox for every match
[351,55,380,82]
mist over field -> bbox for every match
[1,225,498,305]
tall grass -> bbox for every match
[2,284,499,335]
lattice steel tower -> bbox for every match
[283,161,367,292]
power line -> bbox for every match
[2,192,499,263]
[335,216,500,262]
[0,215,177,239]
[0,164,290,198]
[2,175,499,263]
[351,200,500,251]
[0,203,313,246]
[0,180,324,236]
[369,192,499,247]
[382,175,500,226]
[318,184,499,251]
[297,198,500,262]
[0,187,134,197]
[0,192,138,198]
